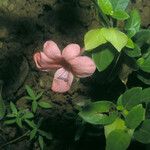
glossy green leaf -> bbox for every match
[101,28,128,52]
[122,87,142,110]
[79,101,117,125]
[112,10,129,20]
[97,0,113,15]
[106,129,131,150]
[125,9,141,38]
[10,102,17,114]
[125,104,145,129]
[104,118,126,137]
[16,118,23,128]
[92,48,115,71]
[84,29,106,51]
[109,0,130,11]
[126,38,135,49]
[141,88,150,103]
[38,101,52,109]
[25,120,37,128]
[23,112,34,119]
[134,119,150,144]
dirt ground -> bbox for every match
[0,0,149,150]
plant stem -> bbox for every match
[91,0,111,27]
[0,130,30,149]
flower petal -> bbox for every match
[69,56,96,77]
[62,44,81,61]
[43,40,61,60]
[34,52,61,71]
[52,68,74,93]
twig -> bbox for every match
[0,130,30,149]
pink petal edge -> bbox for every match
[51,68,74,93]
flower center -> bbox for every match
[60,59,72,71]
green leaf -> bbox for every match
[35,92,43,100]
[126,38,135,49]
[122,87,142,110]
[0,92,6,119]
[112,10,129,20]
[84,29,107,51]
[134,119,150,144]
[125,104,145,129]
[109,0,130,11]
[104,118,126,138]
[101,28,128,52]
[16,118,23,128]
[38,136,44,150]
[106,129,131,150]
[79,101,118,125]
[6,113,16,118]
[141,88,150,103]
[125,9,141,38]
[10,102,18,114]
[92,48,115,71]
[137,56,150,73]
[125,44,141,57]
[38,101,52,109]
[97,0,113,15]
[25,85,36,99]
[4,119,16,125]
[30,128,37,140]
[25,120,37,128]
[32,101,38,113]
[38,129,52,140]
[23,112,34,119]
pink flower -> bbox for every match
[34,41,96,93]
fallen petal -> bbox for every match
[69,56,96,77]
[52,68,74,93]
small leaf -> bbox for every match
[38,136,44,150]
[6,114,16,118]
[38,101,52,109]
[25,120,37,128]
[126,38,135,49]
[125,104,145,129]
[137,55,150,73]
[35,92,43,100]
[4,119,16,125]
[84,29,107,51]
[30,128,37,140]
[23,112,34,119]
[38,129,52,140]
[134,119,150,144]
[104,118,126,138]
[101,28,128,52]
[32,101,38,113]
[16,118,23,128]
[141,88,150,103]
[79,101,117,125]
[109,0,130,11]
[92,48,115,71]
[125,9,141,38]
[106,129,131,150]
[25,85,36,99]
[122,87,142,110]
[10,102,18,114]
[112,10,129,20]
[97,0,113,15]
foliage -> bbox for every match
[2,85,53,150]
[79,87,150,150]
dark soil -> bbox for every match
[0,0,150,150]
